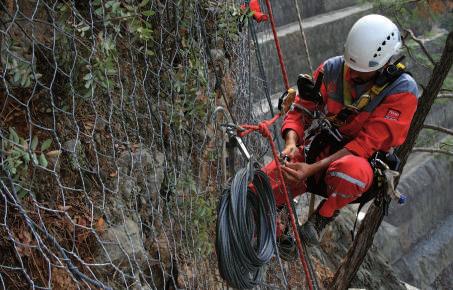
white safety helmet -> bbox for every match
[344,14,402,72]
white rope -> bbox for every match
[294,0,314,73]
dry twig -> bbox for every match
[403,28,436,66]
[437,93,453,99]
[423,124,453,135]
[412,147,453,156]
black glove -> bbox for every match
[297,73,323,103]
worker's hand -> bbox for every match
[282,162,318,184]
[281,143,298,160]
[282,130,299,160]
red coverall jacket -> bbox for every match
[263,56,418,218]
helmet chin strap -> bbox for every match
[369,57,394,83]
[379,56,395,73]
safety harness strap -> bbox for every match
[330,58,407,127]
[343,66,353,106]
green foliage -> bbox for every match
[92,0,155,44]
[1,40,42,88]
[165,1,251,130]
[83,33,119,98]
[51,0,247,125]
[191,194,216,256]
[55,0,157,98]
[1,128,52,199]
[215,2,253,42]
[176,175,216,257]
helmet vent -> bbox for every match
[369,60,379,67]
[387,36,391,40]
[373,54,377,58]
[382,41,386,46]
[377,47,381,51]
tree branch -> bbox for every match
[403,28,436,66]
[412,147,453,156]
[402,43,432,71]
[399,29,453,167]
[423,124,453,135]
[438,93,453,99]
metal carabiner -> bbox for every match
[212,106,252,161]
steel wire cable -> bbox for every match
[249,19,282,152]
[216,163,277,289]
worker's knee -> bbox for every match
[325,154,373,197]
[316,155,373,217]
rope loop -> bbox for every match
[234,114,314,290]
[257,123,271,139]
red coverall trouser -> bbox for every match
[262,146,374,218]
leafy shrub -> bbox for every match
[1,40,42,88]
[1,128,53,198]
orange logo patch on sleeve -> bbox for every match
[385,109,401,120]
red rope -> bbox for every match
[239,115,314,290]
[241,1,313,288]
[264,0,290,90]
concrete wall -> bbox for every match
[251,3,372,99]
[254,0,359,31]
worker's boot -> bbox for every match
[277,232,297,261]
[276,207,297,261]
[299,200,339,246]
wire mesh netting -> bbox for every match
[0,0,316,289]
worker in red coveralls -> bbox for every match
[265,14,419,250]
